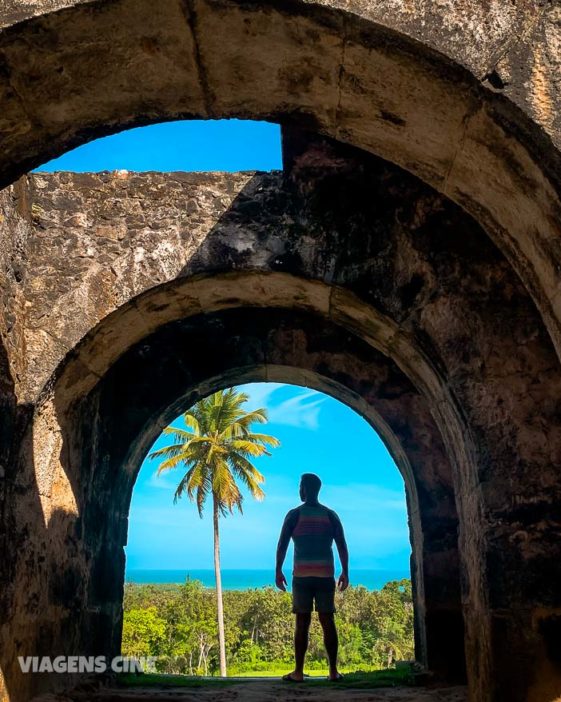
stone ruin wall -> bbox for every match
[0,1,561,701]
[1,0,561,149]
[0,151,558,701]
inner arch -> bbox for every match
[42,304,467,690]
[124,379,416,675]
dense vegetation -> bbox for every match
[121,578,414,675]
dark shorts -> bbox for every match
[292,576,336,614]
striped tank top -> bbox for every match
[291,503,340,578]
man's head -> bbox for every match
[299,473,322,503]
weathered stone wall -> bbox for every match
[0,136,558,702]
[20,170,256,400]
[2,160,467,698]
[0,184,18,454]
[0,181,32,702]
[0,0,561,372]
[1,0,560,146]
[79,308,465,681]
[0,180,30,398]
[0,3,560,701]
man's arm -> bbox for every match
[275,509,297,591]
[332,512,349,591]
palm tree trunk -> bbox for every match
[213,495,227,676]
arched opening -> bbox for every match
[33,119,282,173]
[1,0,560,360]
[3,126,561,701]
[124,380,415,679]
[0,4,560,698]
[9,283,469,702]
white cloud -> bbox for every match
[147,471,178,491]
[239,382,285,407]
[268,391,325,429]
[240,383,326,430]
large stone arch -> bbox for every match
[7,283,467,702]
[0,64,559,702]
[81,307,466,680]
[9,255,561,702]
[0,0,560,363]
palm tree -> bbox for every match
[149,387,280,676]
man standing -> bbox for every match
[275,473,349,682]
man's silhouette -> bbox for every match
[275,473,349,682]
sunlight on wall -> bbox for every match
[33,401,79,527]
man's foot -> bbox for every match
[327,672,344,681]
[282,671,305,682]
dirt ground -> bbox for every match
[35,680,468,702]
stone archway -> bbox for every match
[86,307,467,685]
[0,6,559,694]
[10,292,467,702]
[0,0,561,360]
[1,131,561,701]
[10,247,561,702]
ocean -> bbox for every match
[125,569,410,590]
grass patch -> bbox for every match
[309,667,414,688]
[118,666,414,689]
[118,673,234,688]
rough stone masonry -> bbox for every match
[0,2,561,702]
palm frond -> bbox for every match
[181,463,209,516]
[150,387,279,522]
[235,409,268,428]
[149,443,186,460]
[156,452,192,474]
[221,421,249,439]
[224,439,270,457]
[212,457,243,515]
[162,426,194,440]
[244,432,281,448]
[182,412,201,436]
[229,454,266,501]
[196,476,212,517]
[173,466,197,503]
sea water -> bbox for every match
[125,568,410,590]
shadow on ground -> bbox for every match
[31,673,468,701]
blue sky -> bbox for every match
[37,120,411,574]
[36,119,282,172]
[127,383,411,572]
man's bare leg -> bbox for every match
[319,612,340,680]
[287,613,311,681]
